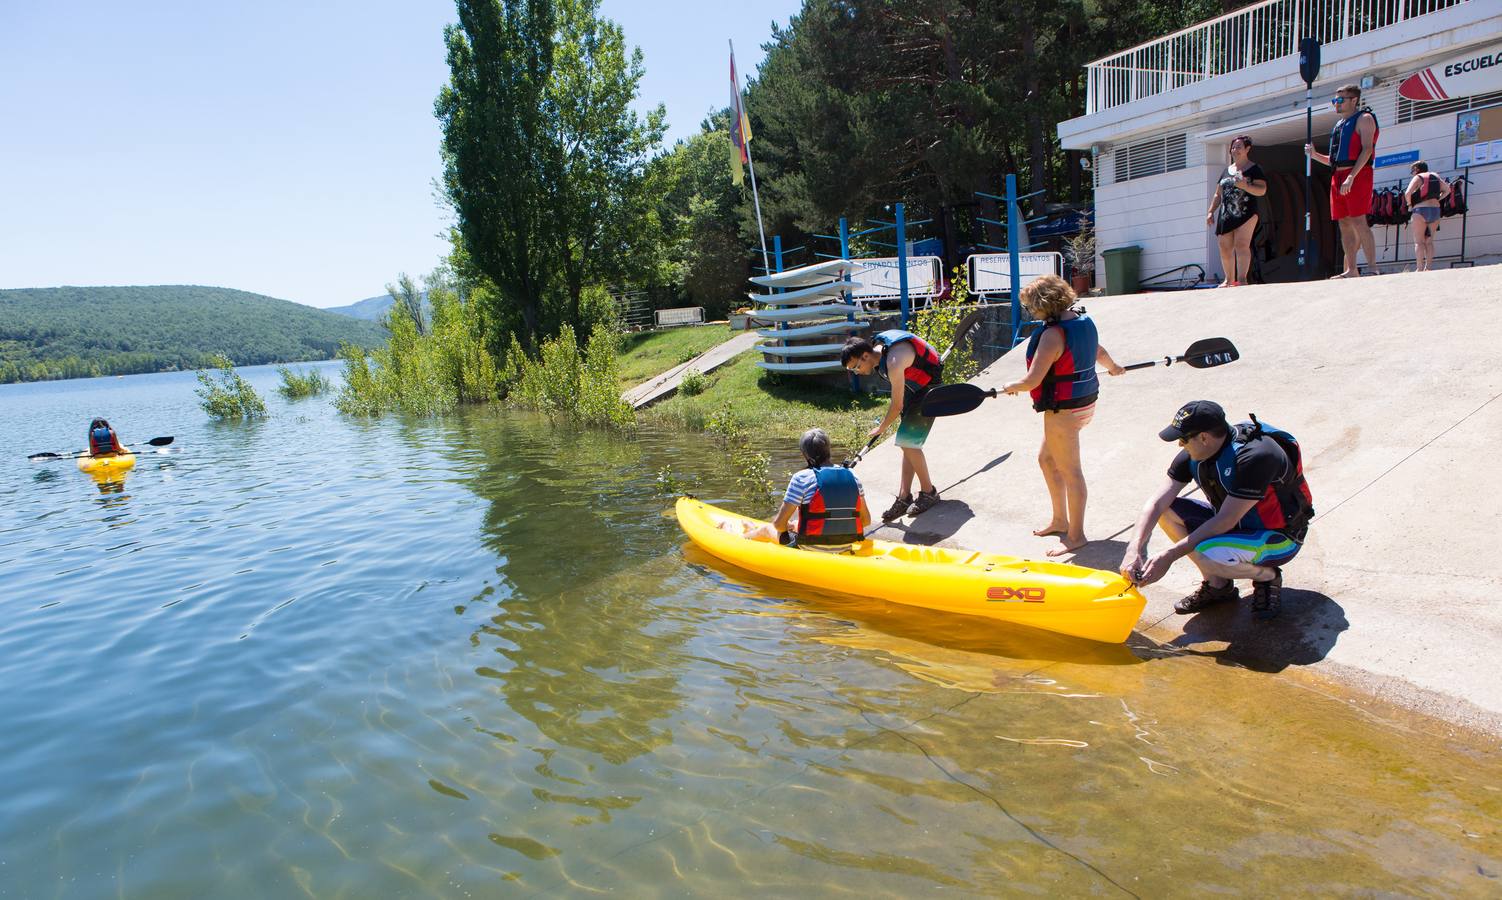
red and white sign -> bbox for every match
[1399,46,1502,101]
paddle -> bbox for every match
[918,337,1241,417]
[28,436,175,462]
[841,434,879,469]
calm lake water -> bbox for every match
[2,364,1499,897]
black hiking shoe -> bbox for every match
[908,489,940,516]
[1174,580,1239,614]
[881,494,913,523]
[1252,568,1283,620]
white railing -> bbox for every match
[1086,0,1471,114]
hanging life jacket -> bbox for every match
[1188,414,1315,542]
[873,330,943,395]
[1025,313,1100,413]
[1330,107,1379,168]
[1441,175,1468,218]
[89,425,122,456]
[796,466,867,547]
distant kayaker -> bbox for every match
[841,329,943,522]
[721,428,872,551]
[1000,276,1125,557]
[1119,401,1315,620]
[87,418,126,457]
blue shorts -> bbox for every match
[1170,497,1302,568]
[895,389,936,449]
[1413,205,1441,224]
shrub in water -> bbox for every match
[678,368,708,396]
[276,366,330,399]
[196,354,269,420]
[506,323,635,430]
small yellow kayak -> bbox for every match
[76,451,136,478]
[676,497,1145,643]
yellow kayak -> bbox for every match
[676,497,1145,643]
[76,451,136,478]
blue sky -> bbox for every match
[0,0,799,308]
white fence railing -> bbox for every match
[1086,0,1470,114]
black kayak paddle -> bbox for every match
[28,436,175,462]
[918,337,1241,418]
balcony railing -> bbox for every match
[1085,0,1471,114]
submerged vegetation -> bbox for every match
[275,366,331,399]
[502,324,635,430]
[196,354,269,420]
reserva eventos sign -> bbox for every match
[1399,46,1502,102]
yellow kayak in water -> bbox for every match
[676,497,1145,643]
[76,451,136,478]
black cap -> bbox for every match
[1158,400,1227,441]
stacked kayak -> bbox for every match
[77,451,136,478]
[676,497,1145,643]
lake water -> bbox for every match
[2,364,1499,897]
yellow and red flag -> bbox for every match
[728,49,752,185]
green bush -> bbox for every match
[912,265,981,384]
[196,354,269,420]
[705,403,773,500]
[275,366,330,399]
[678,368,708,396]
[335,270,498,416]
[505,323,635,430]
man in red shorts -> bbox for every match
[1306,84,1378,278]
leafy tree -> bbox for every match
[386,273,428,336]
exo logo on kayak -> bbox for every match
[986,586,1046,602]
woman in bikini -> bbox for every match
[1403,160,1450,272]
[1002,276,1125,557]
[1206,135,1267,287]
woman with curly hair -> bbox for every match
[1001,275,1124,556]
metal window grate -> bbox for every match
[1113,133,1189,183]
[1398,88,1502,123]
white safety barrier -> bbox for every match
[654,306,705,327]
[966,252,1062,297]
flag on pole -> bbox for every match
[728,50,752,185]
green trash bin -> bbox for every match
[1102,245,1141,296]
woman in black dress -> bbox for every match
[1205,135,1268,286]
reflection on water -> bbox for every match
[0,366,1498,897]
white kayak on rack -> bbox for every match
[756,342,847,357]
[747,303,859,322]
[747,279,862,305]
[756,359,845,373]
[750,259,858,289]
[755,319,866,340]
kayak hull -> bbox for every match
[676,497,1144,643]
[77,451,136,478]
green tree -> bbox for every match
[386,272,427,336]
[437,0,560,346]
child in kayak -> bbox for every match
[87,418,127,456]
[720,428,872,552]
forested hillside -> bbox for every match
[0,285,386,383]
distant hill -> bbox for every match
[325,290,428,322]
[0,285,387,384]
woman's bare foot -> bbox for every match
[1046,533,1089,557]
[1032,522,1069,537]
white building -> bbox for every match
[1058,0,1502,283]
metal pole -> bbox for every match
[895,203,910,330]
[1302,81,1314,278]
[731,40,771,276]
[1007,174,1023,347]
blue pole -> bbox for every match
[773,235,786,339]
[840,217,858,392]
[895,202,909,330]
[1006,174,1022,347]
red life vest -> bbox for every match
[797,466,867,546]
[89,425,123,456]
[874,330,942,392]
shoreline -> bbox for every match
[854,265,1502,743]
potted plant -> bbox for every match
[1066,213,1096,295]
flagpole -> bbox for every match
[730,39,770,274]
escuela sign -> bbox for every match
[1399,46,1502,102]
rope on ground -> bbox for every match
[1311,388,1502,524]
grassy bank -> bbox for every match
[636,351,887,453]
[616,326,730,389]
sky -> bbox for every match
[0,0,800,308]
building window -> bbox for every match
[1398,89,1502,123]
[1113,133,1188,183]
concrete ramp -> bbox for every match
[622,330,759,409]
[854,266,1502,733]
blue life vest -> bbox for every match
[1329,108,1379,167]
[1025,314,1100,412]
[1187,416,1314,541]
[796,466,864,546]
[89,426,118,456]
[873,330,942,393]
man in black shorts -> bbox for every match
[1119,401,1314,619]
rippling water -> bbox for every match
[2,364,1499,897]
